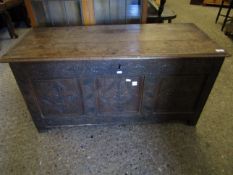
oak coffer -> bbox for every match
[0,24,227,132]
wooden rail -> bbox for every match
[24,0,37,27]
[81,0,95,25]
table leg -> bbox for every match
[1,10,18,39]
[215,0,224,23]
[221,1,233,31]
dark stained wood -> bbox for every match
[143,75,206,113]
[0,10,18,38]
[0,0,23,38]
[32,79,84,115]
[0,24,227,63]
[0,24,227,131]
[96,76,144,114]
[9,58,224,131]
[190,0,204,5]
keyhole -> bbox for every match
[116,64,123,74]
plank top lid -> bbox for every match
[0,23,227,63]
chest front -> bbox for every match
[10,57,223,130]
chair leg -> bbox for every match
[158,0,166,17]
[2,11,18,39]
[216,0,224,23]
[221,1,233,31]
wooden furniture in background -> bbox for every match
[24,0,36,27]
[215,0,233,31]
[225,19,233,35]
[27,0,82,26]
[81,0,95,25]
[190,0,204,5]
[0,0,24,38]
[0,24,226,132]
[141,0,147,23]
[24,0,148,26]
[147,0,176,23]
[203,0,229,5]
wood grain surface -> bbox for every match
[0,23,227,62]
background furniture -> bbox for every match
[0,8,18,38]
[0,0,21,38]
[190,0,204,5]
[203,0,229,5]
[24,0,173,27]
[215,0,233,31]
[0,0,29,38]
[147,0,176,23]
[0,24,226,132]
[225,18,233,35]
[24,0,148,26]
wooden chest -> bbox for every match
[0,24,227,132]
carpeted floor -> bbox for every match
[0,1,232,175]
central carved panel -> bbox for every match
[96,76,143,114]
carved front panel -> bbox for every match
[143,76,206,113]
[32,79,84,116]
[96,76,143,114]
[9,58,223,130]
